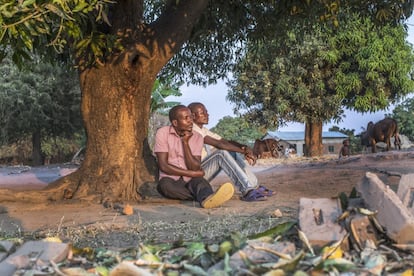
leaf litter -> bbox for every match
[3,152,414,274]
[3,203,414,276]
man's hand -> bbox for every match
[190,170,205,178]
[244,147,257,166]
[179,130,193,143]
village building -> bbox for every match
[263,131,349,156]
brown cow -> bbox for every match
[361,118,401,153]
[253,138,282,159]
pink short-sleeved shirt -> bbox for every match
[154,126,204,182]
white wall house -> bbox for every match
[263,131,349,156]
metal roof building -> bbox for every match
[263,131,348,156]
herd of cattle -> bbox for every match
[252,117,402,159]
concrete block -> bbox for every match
[347,198,366,209]
[0,241,16,262]
[0,241,15,254]
[0,241,69,276]
[299,198,347,248]
[356,172,414,244]
[0,253,7,263]
[396,174,414,212]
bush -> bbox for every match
[0,133,84,166]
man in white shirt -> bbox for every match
[188,102,274,201]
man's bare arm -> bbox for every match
[156,152,204,178]
[204,135,246,153]
[180,131,203,171]
[204,135,257,165]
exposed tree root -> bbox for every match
[0,185,68,203]
[0,164,154,204]
[0,170,91,203]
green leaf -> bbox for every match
[95,266,109,276]
[73,2,89,13]
[318,258,357,272]
[183,242,207,260]
[21,0,36,8]
[183,263,208,276]
[248,220,296,240]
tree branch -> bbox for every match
[150,0,209,66]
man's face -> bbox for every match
[192,104,209,125]
[172,108,194,134]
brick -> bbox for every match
[0,241,69,276]
[396,174,414,212]
[356,172,414,244]
[298,198,347,248]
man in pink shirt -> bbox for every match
[154,105,234,208]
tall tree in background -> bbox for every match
[211,116,264,146]
[228,13,414,156]
[0,1,413,202]
[0,56,81,165]
[388,97,414,141]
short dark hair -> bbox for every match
[187,102,203,113]
[169,105,188,122]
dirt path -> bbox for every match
[0,151,413,247]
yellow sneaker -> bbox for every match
[202,182,234,209]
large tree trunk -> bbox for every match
[304,120,323,157]
[70,64,157,202]
[45,59,161,203]
[31,130,43,166]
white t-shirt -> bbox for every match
[192,123,222,159]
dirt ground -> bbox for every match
[1,150,413,248]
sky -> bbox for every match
[167,17,414,134]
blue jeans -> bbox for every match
[201,150,258,194]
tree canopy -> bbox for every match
[2,1,413,74]
[227,11,414,156]
[228,13,414,130]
